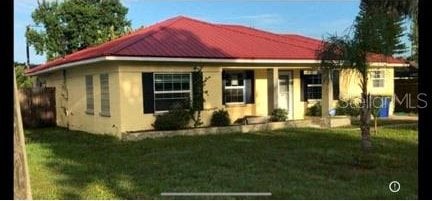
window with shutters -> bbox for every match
[85,75,94,114]
[153,73,192,112]
[223,71,246,104]
[372,70,385,88]
[100,73,110,116]
[304,70,322,100]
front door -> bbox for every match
[278,71,293,120]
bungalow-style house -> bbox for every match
[26,16,408,136]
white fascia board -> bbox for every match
[369,62,410,67]
[105,56,323,64]
[26,57,106,76]
[221,66,315,69]
[27,55,409,76]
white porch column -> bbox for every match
[321,69,333,127]
[273,68,279,110]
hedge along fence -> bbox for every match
[18,87,56,128]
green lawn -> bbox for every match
[351,119,418,126]
[25,125,418,199]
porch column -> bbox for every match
[267,68,279,115]
[273,68,279,110]
[321,69,333,127]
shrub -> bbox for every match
[152,108,191,131]
[210,109,231,127]
[15,64,35,88]
[306,102,322,116]
[335,99,361,117]
[270,108,288,122]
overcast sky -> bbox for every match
[14,0,411,64]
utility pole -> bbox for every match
[26,25,30,69]
[26,24,43,69]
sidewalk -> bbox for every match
[388,114,418,121]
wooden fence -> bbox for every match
[14,70,32,199]
[18,87,56,128]
[394,78,418,113]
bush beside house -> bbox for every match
[210,109,231,127]
[270,108,288,122]
[335,99,361,117]
[152,108,191,131]
[306,102,322,116]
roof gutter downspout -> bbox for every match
[61,69,69,129]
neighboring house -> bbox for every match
[26,16,409,136]
[394,62,418,113]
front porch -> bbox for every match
[219,67,336,124]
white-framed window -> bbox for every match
[304,70,322,100]
[223,71,246,104]
[100,73,110,116]
[85,75,94,114]
[154,73,192,112]
[372,70,385,88]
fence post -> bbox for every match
[14,69,32,199]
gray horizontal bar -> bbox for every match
[161,192,272,196]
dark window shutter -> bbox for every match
[142,73,154,113]
[222,70,226,105]
[300,70,308,101]
[192,71,204,110]
[332,70,340,100]
[245,70,255,104]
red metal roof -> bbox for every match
[27,16,407,74]
[365,53,407,64]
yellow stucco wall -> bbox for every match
[39,71,68,128]
[339,67,395,115]
[117,64,197,132]
[292,69,306,120]
[39,62,122,136]
[116,63,270,132]
[38,61,397,135]
[253,69,268,116]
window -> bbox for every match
[304,70,322,100]
[85,75,94,114]
[100,73,110,116]
[154,73,192,112]
[223,71,246,103]
[372,70,385,87]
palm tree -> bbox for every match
[319,34,373,151]
[317,0,416,152]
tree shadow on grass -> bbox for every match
[25,126,417,200]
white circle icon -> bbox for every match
[389,181,400,193]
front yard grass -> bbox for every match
[351,119,418,126]
[25,125,417,199]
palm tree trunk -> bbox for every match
[360,76,372,152]
[374,117,378,135]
